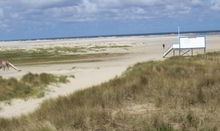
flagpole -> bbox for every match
[178,26,180,56]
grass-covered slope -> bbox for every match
[0,73,69,101]
[1,52,220,131]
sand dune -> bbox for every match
[0,35,219,118]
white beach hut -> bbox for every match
[163,36,206,57]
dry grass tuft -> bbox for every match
[0,73,69,101]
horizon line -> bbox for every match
[1,29,220,42]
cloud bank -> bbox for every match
[0,0,219,30]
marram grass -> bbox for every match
[0,73,69,101]
[0,52,220,130]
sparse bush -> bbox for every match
[0,73,69,101]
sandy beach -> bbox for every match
[0,34,220,118]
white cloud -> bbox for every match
[165,3,191,15]
[191,0,203,5]
[211,0,220,10]
[133,8,146,14]
[0,19,10,31]
[78,0,98,13]
[0,9,4,17]
[95,0,164,9]
[0,22,8,29]
[122,0,164,6]
[0,0,219,26]
[20,0,66,8]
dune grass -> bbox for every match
[0,47,128,65]
[0,73,69,101]
[1,52,220,130]
[89,45,131,49]
[8,53,126,65]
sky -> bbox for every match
[0,0,220,40]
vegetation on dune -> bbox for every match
[1,52,220,130]
[0,46,129,65]
[0,73,69,101]
[89,45,131,49]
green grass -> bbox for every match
[1,52,220,130]
[0,48,127,65]
[89,45,131,49]
[0,73,69,101]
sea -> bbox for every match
[1,30,220,42]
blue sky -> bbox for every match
[0,0,220,40]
